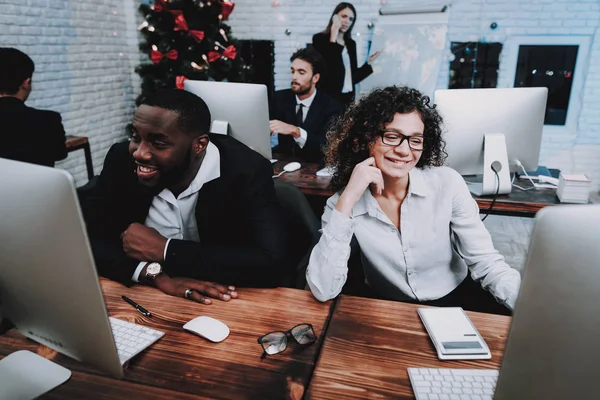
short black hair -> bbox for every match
[290,47,325,77]
[0,48,35,95]
[138,89,212,135]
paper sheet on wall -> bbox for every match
[360,12,449,98]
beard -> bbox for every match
[291,82,311,97]
[157,146,193,190]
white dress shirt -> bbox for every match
[294,89,317,149]
[341,47,353,94]
[132,142,221,282]
[306,166,521,310]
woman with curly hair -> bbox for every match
[306,86,520,314]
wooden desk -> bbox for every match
[0,279,333,400]
[274,159,335,198]
[306,295,511,399]
[65,135,94,180]
[273,160,561,217]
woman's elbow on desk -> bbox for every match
[306,270,339,302]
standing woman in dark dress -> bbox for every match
[312,2,381,110]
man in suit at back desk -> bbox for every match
[270,47,342,164]
[80,89,291,304]
[0,47,67,167]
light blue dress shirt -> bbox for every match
[306,166,521,310]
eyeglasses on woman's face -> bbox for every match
[380,131,424,151]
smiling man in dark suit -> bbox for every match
[269,47,342,164]
[81,89,291,304]
[0,47,67,166]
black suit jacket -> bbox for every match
[269,89,341,163]
[80,134,291,287]
[0,97,67,167]
[312,32,374,101]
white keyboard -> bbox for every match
[408,368,498,400]
[109,317,165,364]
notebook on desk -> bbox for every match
[409,204,600,400]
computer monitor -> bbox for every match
[0,159,129,380]
[184,80,272,160]
[434,87,548,195]
[494,204,600,399]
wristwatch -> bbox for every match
[144,262,163,281]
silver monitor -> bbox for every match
[495,204,600,399]
[184,80,272,160]
[0,159,124,379]
[434,88,547,195]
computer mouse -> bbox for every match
[183,316,230,343]
[283,162,301,172]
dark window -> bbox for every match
[237,40,275,100]
[448,42,502,89]
[513,45,578,126]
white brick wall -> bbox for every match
[0,0,141,186]
[1,0,598,192]
[229,0,600,191]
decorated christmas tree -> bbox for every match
[136,0,248,99]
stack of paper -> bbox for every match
[557,173,591,203]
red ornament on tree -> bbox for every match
[151,48,178,63]
[223,45,236,59]
[171,11,189,31]
[175,75,188,89]
[189,30,205,42]
[152,0,168,12]
[220,0,235,20]
[207,51,222,63]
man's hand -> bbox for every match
[121,223,167,262]
[270,120,300,138]
[154,275,238,305]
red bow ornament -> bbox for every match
[207,45,237,63]
[152,0,168,12]
[151,49,178,63]
[176,75,188,89]
[222,45,237,60]
[189,30,205,42]
[220,0,235,20]
[207,51,222,63]
[171,11,189,31]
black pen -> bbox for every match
[122,295,152,317]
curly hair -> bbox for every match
[324,86,447,192]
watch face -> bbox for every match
[147,263,162,276]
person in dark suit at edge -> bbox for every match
[312,2,381,110]
[269,47,342,164]
[80,89,291,304]
[0,47,67,166]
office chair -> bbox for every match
[273,180,321,289]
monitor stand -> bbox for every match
[0,350,71,399]
[210,119,229,135]
[467,133,512,196]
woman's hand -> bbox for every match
[336,157,384,217]
[368,50,382,65]
[329,15,341,42]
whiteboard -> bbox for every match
[360,12,449,98]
